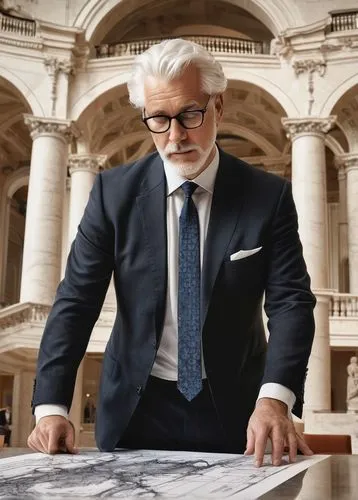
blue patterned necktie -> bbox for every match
[177,181,202,401]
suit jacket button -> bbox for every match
[136,385,142,395]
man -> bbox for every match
[28,39,315,466]
[0,406,11,446]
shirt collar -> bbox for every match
[164,145,220,196]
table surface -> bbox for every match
[1,448,358,499]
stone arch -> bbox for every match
[320,74,358,118]
[73,0,304,43]
[325,135,345,157]
[99,131,150,160]
[72,66,297,122]
[219,123,281,156]
[226,71,298,117]
[0,68,44,117]
[0,167,29,303]
[71,72,131,122]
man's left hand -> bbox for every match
[245,397,313,467]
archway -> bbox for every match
[0,77,32,306]
[73,0,303,44]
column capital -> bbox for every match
[68,154,107,175]
[335,153,358,173]
[282,116,336,141]
[23,115,79,143]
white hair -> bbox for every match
[127,38,227,108]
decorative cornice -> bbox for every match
[335,153,358,172]
[23,115,79,143]
[68,154,107,175]
[272,14,358,62]
[0,34,42,50]
[321,34,358,53]
[282,116,336,140]
[0,302,50,330]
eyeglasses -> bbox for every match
[142,96,212,134]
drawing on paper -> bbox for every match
[0,449,326,499]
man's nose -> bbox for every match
[168,118,187,143]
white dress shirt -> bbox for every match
[35,147,295,423]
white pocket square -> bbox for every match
[230,246,262,261]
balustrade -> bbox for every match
[0,12,36,37]
[331,11,358,32]
[95,35,270,58]
[330,293,358,317]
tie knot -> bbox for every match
[181,181,198,198]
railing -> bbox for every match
[0,302,50,329]
[95,35,270,58]
[331,11,358,32]
[0,11,36,37]
[330,293,358,318]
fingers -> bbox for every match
[286,430,298,463]
[47,427,65,454]
[245,403,300,467]
[297,433,314,456]
[28,429,47,453]
[270,426,285,466]
[27,416,77,455]
[244,427,255,456]
[64,421,78,454]
[253,429,270,467]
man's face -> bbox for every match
[143,65,223,179]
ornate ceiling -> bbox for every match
[1,1,358,204]
[0,77,31,173]
[101,0,273,44]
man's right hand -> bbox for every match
[27,415,78,454]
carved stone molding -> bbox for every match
[68,154,108,175]
[44,57,75,116]
[44,57,75,76]
[0,302,50,330]
[23,115,79,143]
[282,116,337,140]
[335,153,358,173]
[292,59,326,115]
[321,37,358,53]
[292,59,326,77]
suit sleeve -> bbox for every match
[32,173,114,411]
[263,180,316,417]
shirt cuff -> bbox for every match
[257,383,296,416]
[34,404,68,424]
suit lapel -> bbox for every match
[136,156,167,342]
[201,151,247,329]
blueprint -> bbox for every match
[0,449,327,499]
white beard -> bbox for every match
[157,125,217,178]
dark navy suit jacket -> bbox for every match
[32,149,316,451]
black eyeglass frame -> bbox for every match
[142,95,212,134]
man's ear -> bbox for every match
[214,94,224,124]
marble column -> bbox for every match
[336,154,358,294]
[67,154,106,441]
[282,116,336,414]
[335,158,349,292]
[11,370,36,447]
[68,154,107,245]
[21,116,77,305]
